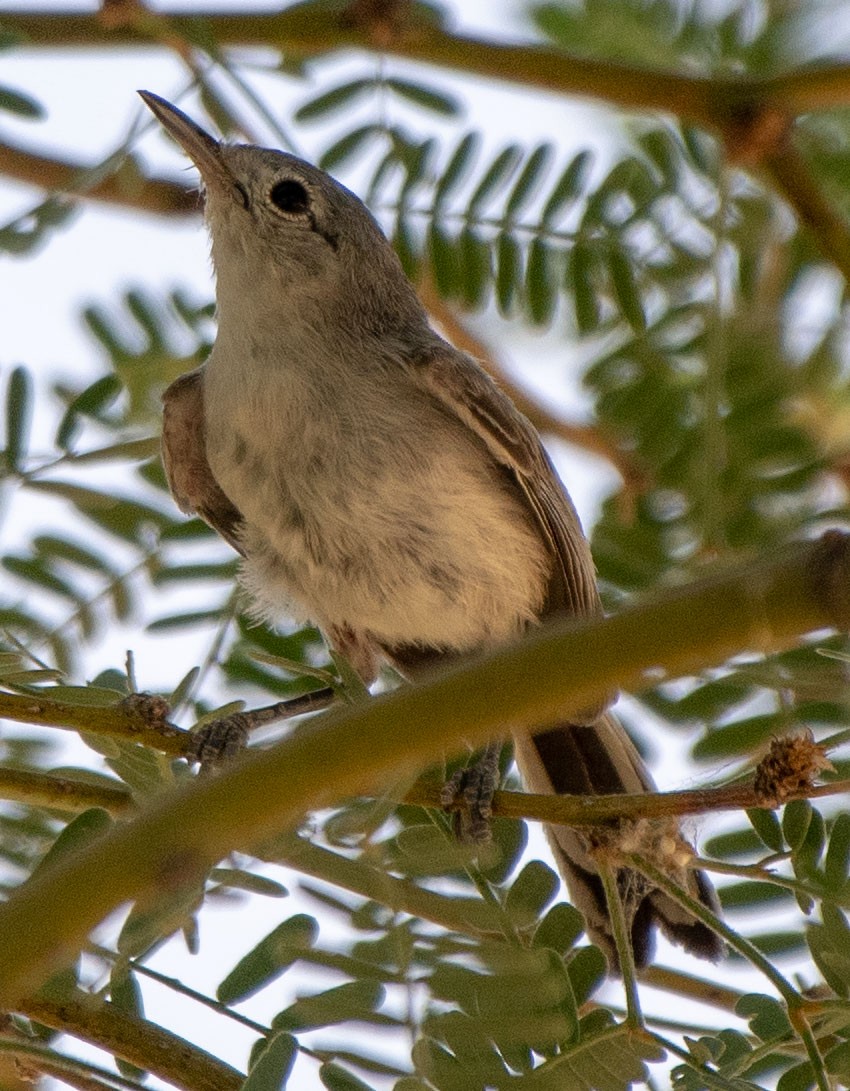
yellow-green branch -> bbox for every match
[4,758,846,839]
[0,533,847,1006]
[0,692,186,753]
[0,766,134,815]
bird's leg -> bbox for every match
[440,740,505,843]
[186,687,336,768]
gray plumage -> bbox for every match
[144,91,722,969]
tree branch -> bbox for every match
[6,8,849,130]
[17,990,244,1091]
[0,692,186,754]
[0,136,197,216]
[0,765,133,815]
[0,532,847,1005]
[639,965,745,1013]
[404,774,850,828]
[763,136,850,280]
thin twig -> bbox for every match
[764,136,850,283]
[0,137,196,216]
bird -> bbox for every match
[140,90,722,970]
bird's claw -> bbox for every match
[186,713,250,769]
[440,743,502,844]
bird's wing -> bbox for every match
[409,343,601,621]
[161,367,245,556]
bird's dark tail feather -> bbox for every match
[513,714,723,970]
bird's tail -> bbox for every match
[512,713,723,969]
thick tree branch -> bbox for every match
[0,532,847,1005]
[0,692,186,753]
[6,8,850,129]
[17,990,243,1091]
[0,766,133,815]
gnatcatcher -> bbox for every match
[140,90,722,969]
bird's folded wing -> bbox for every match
[161,367,245,555]
[410,343,601,621]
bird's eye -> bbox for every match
[269,179,310,215]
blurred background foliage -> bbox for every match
[2,1,850,1089]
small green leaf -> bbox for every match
[434,133,480,208]
[0,84,43,118]
[569,240,600,334]
[824,812,850,890]
[110,967,144,1019]
[273,981,385,1032]
[146,609,224,632]
[67,436,160,465]
[526,237,556,326]
[118,883,203,958]
[495,232,522,315]
[468,145,522,214]
[746,807,784,852]
[607,245,646,332]
[167,666,200,707]
[505,860,560,927]
[319,125,380,172]
[776,1060,815,1091]
[209,868,288,898]
[243,1032,298,1091]
[384,77,460,117]
[217,913,318,1004]
[428,222,461,298]
[735,993,792,1042]
[458,227,490,309]
[825,1039,850,1080]
[39,685,124,705]
[782,799,812,850]
[152,561,238,585]
[34,534,111,574]
[319,1061,376,1091]
[793,807,825,880]
[295,79,374,122]
[392,210,418,279]
[542,151,593,223]
[3,556,79,604]
[564,944,606,1005]
[718,880,792,912]
[111,968,147,1082]
[32,808,112,877]
[4,365,33,471]
[533,902,585,954]
[55,374,123,449]
[504,143,554,217]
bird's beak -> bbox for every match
[138,90,237,194]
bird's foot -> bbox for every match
[440,741,503,844]
[186,713,251,769]
[184,686,337,770]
